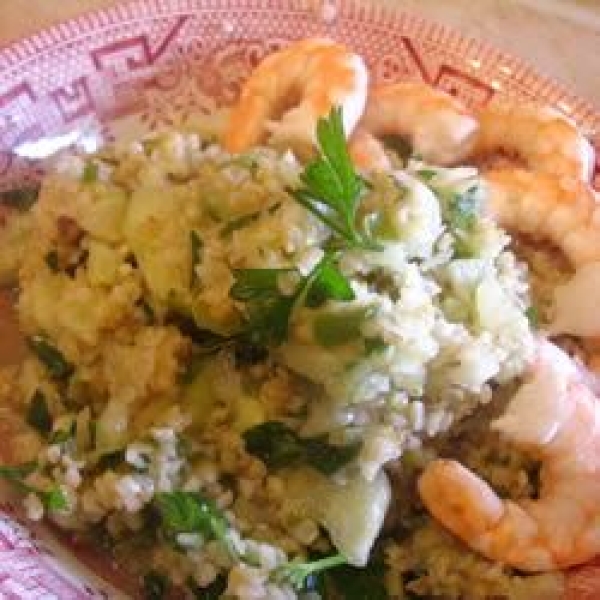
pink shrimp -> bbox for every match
[472,102,595,181]
[222,38,368,155]
[348,82,478,170]
[418,340,600,572]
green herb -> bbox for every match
[243,421,360,475]
[82,161,99,184]
[42,487,68,511]
[441,186,480,231]
[231,252,354,345]
[323,559,389,600]
[26,390,52,436]
[190,230,203,287]
[0,462,67,511]
[525,306,540,329]
[0,462,37,480]
[313,306,374,347]
[188,574,227,599]
[219,211,261,238]
[305,257,355,307]
[292,107,379,250]
[27,336,73,379]
[0,187,39,211]
[143,570,170,600]
[273,553,347,590]
[416,168,437,182]
[49,424,75,445]
[44,250,60,273]
[155,491,234,555]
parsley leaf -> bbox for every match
[525,306,540,329]
[273,553,347,590]
[155,491,233,555]
[27,336,73,379]
[0,462,67,511]
[230,253,354,345]
[324,558,389,599]
[292,107,379,250]
[26,390,52,436]
[437,185,480,232]
[243,421,360,475]
[82,161,98,184]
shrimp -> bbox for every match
[348,82,479,170]
[483,167,600,340]
[222,38,368,155]
[484,168,600,269]
[472,102,595,181]
[418,340,600,572]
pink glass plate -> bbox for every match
[0,1,599,597]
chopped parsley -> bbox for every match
[27,336,73,379]
[230,252,354,345]
[243,421,360,475]
[292,107,380,250]
[154,491,234,556]
[26,390,52,436]
[273,553,347,590]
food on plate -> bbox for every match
[349,82,479,169]
[223,38,368,155]
[0,37,598,599]
[419,339,600,571]
[471,102,595,181]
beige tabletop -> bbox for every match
[0,0,599,106]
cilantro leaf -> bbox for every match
[243,421,360,475]
[292,107,379,250]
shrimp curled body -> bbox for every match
[222,38,368,155]
[484,168,600,269]
[418,341,600,572]
[472,102,595,182]
[349,82,479,170]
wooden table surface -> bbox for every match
[0,0,599,104]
